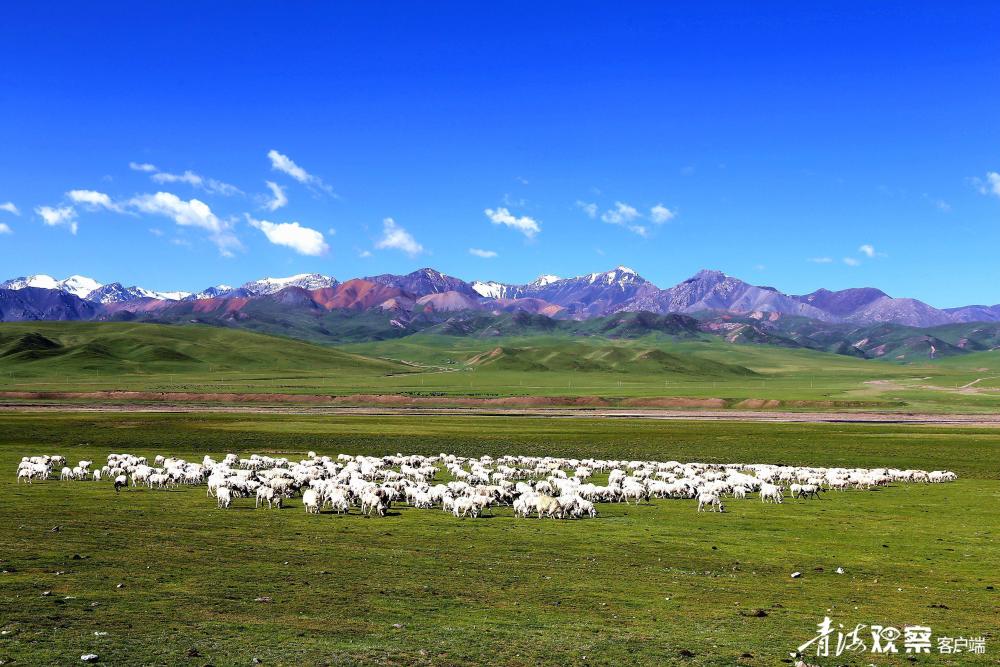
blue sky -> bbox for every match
[1,2,999,306]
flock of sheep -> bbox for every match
[16,451,958,519]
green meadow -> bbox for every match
[2,322,1000,413]
[0,413,997,666]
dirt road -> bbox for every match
[1,400,998,425]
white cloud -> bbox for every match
[246,214,329,256]
[843,257,860,267]
[129,192,240,256]
[649,203,676,224]
[973,171,1000,197]
[934,199,951,212]
[808,257,834,264]
[151,170,201,187]
[469,248,498,258]
[267,150,308,182]
[67,189,123,212]
[263,181,288,211]
[130,192,219,232]
[358,249,373,258]
[601,201,640,225]
[267,149,334,195]
[36,205,79,234]
[515,176,529,185]
[129,162,158,172]
[484,207,540,238]
[151,170,242,196]
[575,200,598,219]
[375,217,424,256]
[988,172,1000,197]
[0,202,19,215]
[599,202,648,236]
[0,223,11,234]
[859,244,876,258]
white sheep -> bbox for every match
[302,488,320,514]
[216,486,233,509]
[759,483,783,504]
[256,486,279,509]
[697,493,724,512]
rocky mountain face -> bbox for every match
[365,268,480,298]
[0,287,100,321]
[943,304,1000,323]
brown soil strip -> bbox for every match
[0,395,999,426]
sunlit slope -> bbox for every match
[0,322,408,377]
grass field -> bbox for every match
[2,322,1000,413]
[1,412,997,665]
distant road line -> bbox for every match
[1,402,999,426]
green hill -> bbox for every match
[0,322,408,377]
[2,322,999,413]
[466,342,756,376]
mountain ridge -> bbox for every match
[2,267,998,329]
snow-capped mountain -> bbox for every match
[58,275,104,299]
[529,274,561,287]
[187,285,236,301]
[515,266,659,318]
[145,289,192,301]
[0,274,102,299]
[239,273,338,296]
[586,266,643,287]
[471,275,561,299]
[0,274,194,303]
[471,281,515,299]
[84,283,147,304]
[84,283,191,303]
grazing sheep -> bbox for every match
[216,486,233,509]
[15,450,957,528]
[452,496,477,518]
[697,493,724,512]
[536,494,562,519]
[256,486,279,509]
[759,483,783,504]
[574,498,597,518]
[302,489,321,514]
[797,484,822,499]
[327,490,350,514]
[513,494,536,518]
[360,491,386,517]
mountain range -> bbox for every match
[7,266,992,326]
[2,267,999,360]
